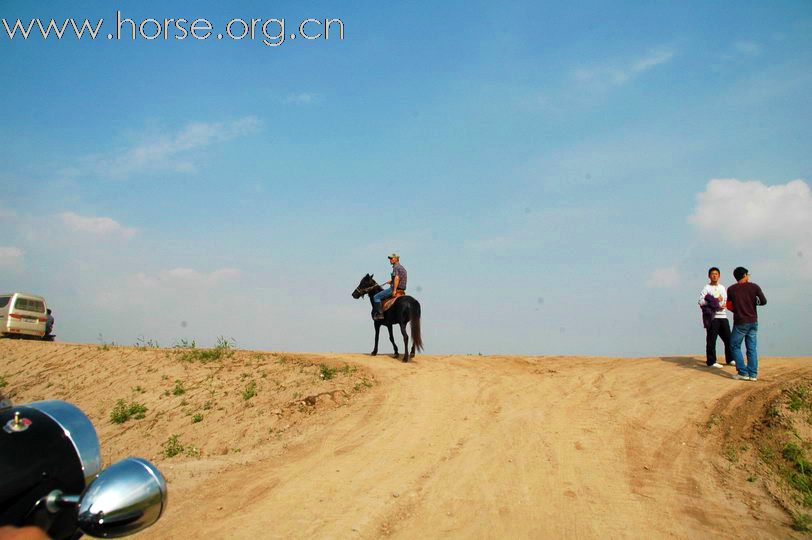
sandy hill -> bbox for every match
[2,340,811,539]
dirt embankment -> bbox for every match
[2,340,811,539]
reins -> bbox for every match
[354,281,381,296]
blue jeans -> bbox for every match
[373,287,394,311]
[731,322,758,378]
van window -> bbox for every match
[13,298,45,313]
[0,296,9,308]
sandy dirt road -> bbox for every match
[2,341,810,538]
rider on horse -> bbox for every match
[372,253,407,320]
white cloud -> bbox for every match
[574,47,675,86]
[165,267,241,285]
[89,116,261,179]
[690,178,812,280]
[646,266,681,288]
[285,93,320,105]
[732,41,762,55]
[95,267,241,309]
[0,206,17,221]
[59,212,137,239]
[689,178,812,246]
[630,48,676,72]
[0,246,23,267]
[718,41,764,62]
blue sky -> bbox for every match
[1,1,810,356]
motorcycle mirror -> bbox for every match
[77,457,168,538]
[27,400,103,485]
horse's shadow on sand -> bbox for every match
[659,356,736,379]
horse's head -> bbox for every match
[352,273,377,299]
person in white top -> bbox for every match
[698,267,733,368]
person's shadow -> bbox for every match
[659,356,736,379]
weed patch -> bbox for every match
[242,380,257,401]
[97,333,117,350]
[319,364,337,380]
[353,379,374,392]
[339,364,358,376]
[792,512,811,532]
[748,380,812,522]
[787,385,812,413]
[724,444,740,463]
[759,445,775,463]
[162,434,184,458]
[172,380,186,396]
[110,399,147,424]
[176,336,235,363]
[135,336,160,350]
[0,375,7,389]
[782,441,812,502]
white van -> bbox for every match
[0,292,48,339]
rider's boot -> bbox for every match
[372,305,384,320]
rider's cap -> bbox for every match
[388,252,399,259]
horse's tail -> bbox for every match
[410,301,424,352]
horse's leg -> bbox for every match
[399,321,409,362]
[387,325,399,358]
[371,322,381,356]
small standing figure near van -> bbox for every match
[44,309,55,340]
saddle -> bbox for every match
[382,290,406,312]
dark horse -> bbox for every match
[352,274,423,362]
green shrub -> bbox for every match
[242,381,257,400]
[784,442,811,471]
[339,364,357,376]
[135,336,160,349]
[319,365,337,380]
[782,441,812,503]
[723,445,739,463]
[792,512,811,532]
[788,386,810,412]
[110,399,147,424]
[176,336,235,363]
[172,380,186,396]
[759,445,775,463]
[163,434,184,458]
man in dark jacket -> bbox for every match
[726,266,767,381]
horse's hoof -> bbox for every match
[370,351,377,356]
[401,356,410,363]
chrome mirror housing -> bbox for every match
[77,457,168,538]
[27,400,103,485]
